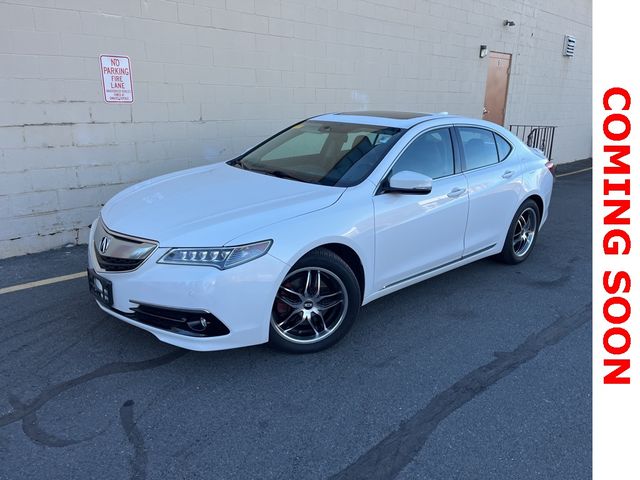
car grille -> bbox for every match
[94,220,157,273]
[95,255,145,272]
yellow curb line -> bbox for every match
[556,167,592,177]
[0,271,87,295]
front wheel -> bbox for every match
[497,199,540,264]
[269,249,361,353]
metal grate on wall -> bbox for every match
[563,35,576,56]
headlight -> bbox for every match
[158,240,272,269]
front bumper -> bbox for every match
[88,221,289,351]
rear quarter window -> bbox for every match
[494,133,513,161]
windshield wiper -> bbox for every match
[232,159,309,183]
[230,158,248,169]
[263,169,307,182]
[247,167,307,183]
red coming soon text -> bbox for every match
[602,87,632,384]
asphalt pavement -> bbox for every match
[0,163,592,480]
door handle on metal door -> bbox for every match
[502,170,515,179]
[447,187,466,198]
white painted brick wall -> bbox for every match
[0,0,591,258]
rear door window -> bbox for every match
[458,127,500,171]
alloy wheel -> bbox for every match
[512,207,538,257]
[271,267,349,344]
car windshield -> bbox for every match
[229,120,405,187]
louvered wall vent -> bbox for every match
[563,35,576,56]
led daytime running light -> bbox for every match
[158,240,272,269]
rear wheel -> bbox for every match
[269,249,360,353]
[497,199,540,264]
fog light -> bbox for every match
[187,317,209,332]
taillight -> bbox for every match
[545,161,556,176]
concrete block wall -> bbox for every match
[0,0,591,258]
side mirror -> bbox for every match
[382,171,433,195]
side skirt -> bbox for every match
[363,244,498,305]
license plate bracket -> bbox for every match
[88,269,113,307]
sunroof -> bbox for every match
[337,111,430,119]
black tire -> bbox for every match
[269,248,361,353]
[497,199,540,264]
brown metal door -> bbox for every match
[482,52,511,125]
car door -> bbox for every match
[455,126,522,255]
[373,127,469,290]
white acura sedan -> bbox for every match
[88,111,554,353]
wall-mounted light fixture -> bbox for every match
[479,45,488,58]
[503,20,516,27]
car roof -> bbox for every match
[311,110,460,129]
[309,111,521,145]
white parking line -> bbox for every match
[556,167,592,177]
[0,271,87,295]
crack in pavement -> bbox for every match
[0,350,187,429]
[120,400,148,480]
[330,303,591,480]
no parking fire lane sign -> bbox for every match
[99,55,134,103]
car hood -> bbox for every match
[101,163,344,246]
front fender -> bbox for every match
[228,184,376,299]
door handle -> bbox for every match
[502,170,515,179]
[447,187,467,198]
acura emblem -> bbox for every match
[99,236,111,254]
